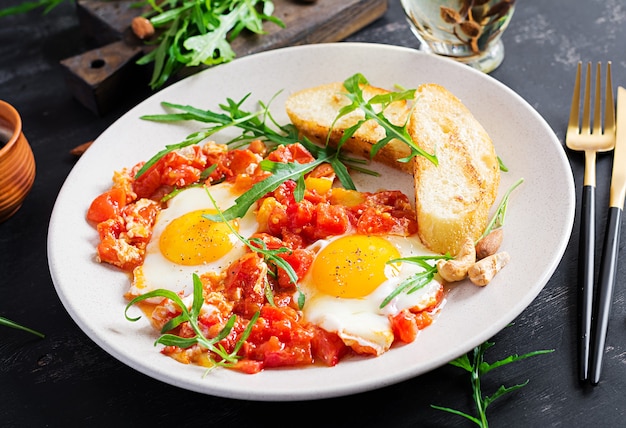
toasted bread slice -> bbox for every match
[409,84,500,256]
[285,82,414,173]
[285,80,500,256]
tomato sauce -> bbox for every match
[87,141,442,373]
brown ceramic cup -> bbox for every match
[0,100,36,223]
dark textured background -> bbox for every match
[1,0,625,426]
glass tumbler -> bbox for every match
[400,0,516,73]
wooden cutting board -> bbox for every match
[60,0,388,115]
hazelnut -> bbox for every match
[475,228,503,260]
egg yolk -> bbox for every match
[311,235,401,298]
[159,209,238,265]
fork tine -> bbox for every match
[593,62,602,135]
[604,62,615,134]
[568,61,582,133]
[581,62,592,134]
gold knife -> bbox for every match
[589,86,626,385]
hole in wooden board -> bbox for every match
[91,58,106,69]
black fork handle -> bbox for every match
[589,205,622,385]
[578,184,595,381]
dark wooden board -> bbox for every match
[60,0,388,115]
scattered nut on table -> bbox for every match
[131,16,155,40]
[70,140,93,156]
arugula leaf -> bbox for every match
[0,316,44,338]
[125,273,258,367]
[137,0,285,89]
[0,0,65,18]
[138,93,366,188]
[379,254,451,308]
[203,187,306,309]
[136,95,267,178]
[205,156,328,222]
[334,73,438,166]
[432,333,554,427]
[497,156,509,172]
[478,177,524,242]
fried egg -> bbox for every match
[129,183,258,298]
[299,233,442,356]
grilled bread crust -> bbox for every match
[409,84,500,256]
[285,82,414,174]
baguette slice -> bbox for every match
[285,82,414,173]
[409,84,500,256]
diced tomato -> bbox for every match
[314,203,350,238]
[413,311,434,330]
[86,188,127,223]
[95,232,143,271]
[132,164,162,199]
[365,190,413,211]
[224,253,268,317]
[356,206,417,235]
[307,163,335,179]
[276,248,314,288]
[390,310,419,343]
[266,143,315,164]
[248,232,285,250]
[280,231,305,249]
[96,217,124,240]
[230,359,264,374]
[245,305,315,367]
[226,149,261,176]
[267,209,289,237]
[247,139,267,156]
[286,198,315,229]
[162,163,202,187]
[272,180,297,204]
[310,325,349,366]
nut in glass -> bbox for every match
[400,0,516,73]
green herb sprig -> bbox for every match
[136,93,274,178]
[0,316,44,338]
[138,93,368,190]
[380,254,451,308]
[209,155,330,222]
[432,337,553,427]
[0,0,65,18]
[137,0,284,89]
[478,177,524,243]
[138,92,378,222]
[203,188,306,309]
[125,273,258,369]
[333,73,438,166]
[0,1,283,89]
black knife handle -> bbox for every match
[590,205,623,385]
[578,184,595,381]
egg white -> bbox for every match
[128,183,258,298]
[299,233,443,356]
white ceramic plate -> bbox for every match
[48,43,575,401]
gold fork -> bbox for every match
[565,61,615,382]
